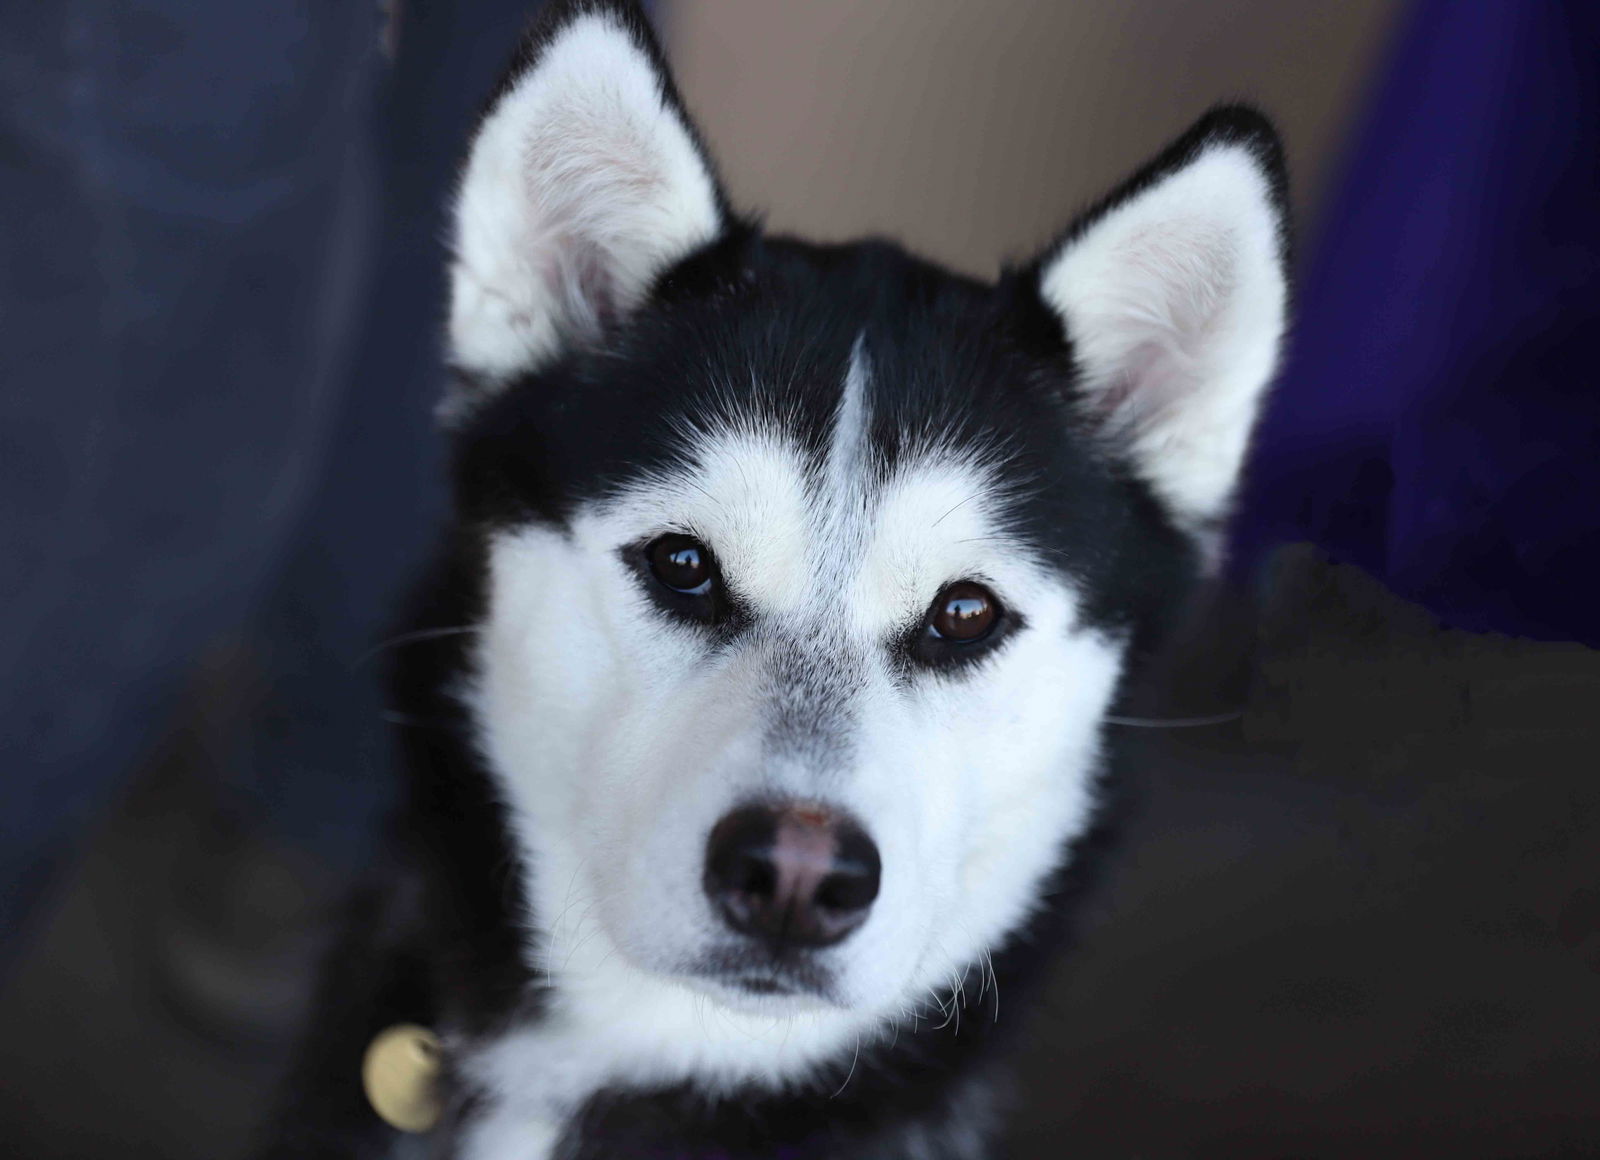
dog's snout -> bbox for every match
[704,803,881,949]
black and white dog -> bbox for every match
[265,1,1289,1155]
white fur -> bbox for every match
[1038,141,1287,541]
[457,352,1124,1156]
[446,9,722,396]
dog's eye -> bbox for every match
[927,582,999,643]
[647,534,715,595]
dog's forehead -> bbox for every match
[465,237,1194,634]
[595,340,1052,626]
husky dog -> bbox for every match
[264,1,1289,1155]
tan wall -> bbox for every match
[666,0,1397,277]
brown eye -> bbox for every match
[647,534,714,594]
[929,582,999,642]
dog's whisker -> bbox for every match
[543,857,597,987]
[355,624,480,668]
[930,490,983,529]
[830,1033,862,1099]
[983,950,1001,1023]
[550,884,629,979]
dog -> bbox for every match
[262,1,1289,1155]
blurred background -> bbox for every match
[3,1,1597,1157]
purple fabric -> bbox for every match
[1231,0,1600,646]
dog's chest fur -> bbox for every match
[450,999,1005,1160]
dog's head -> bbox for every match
[442,0,1286,1075]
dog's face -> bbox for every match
[442,0,1286,1074]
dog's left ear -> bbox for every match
[1032,106,1290,540]
[445,0,728,419]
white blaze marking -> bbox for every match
[824,336,872,503]
[814,335,873,596]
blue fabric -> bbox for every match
[1231,0,1600,647]
[0,0,539,957]
[227,0,539,877]
[0,0,386,951]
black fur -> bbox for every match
[259,2,1285,1155]
[458,228,1198,634]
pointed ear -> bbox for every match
[445,0,728,417]
[1034,106,1290,539]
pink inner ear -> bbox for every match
[572,245,620,331]
[1087,338,1192,436]
[1078,222,1240,433]
[545,239,620,340]
[446,8,726,385]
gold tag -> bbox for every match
[362,1024,443,1133]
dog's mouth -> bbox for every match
[727,973,801,997]
[688,947,844,1008]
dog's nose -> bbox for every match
[704,803,881,949]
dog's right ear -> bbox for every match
[444,0,729,421]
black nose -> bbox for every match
[704,803,881,949]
